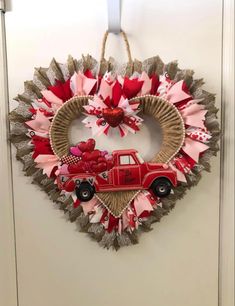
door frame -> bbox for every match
[218,0,234,306]
[0,1,234,306]
[0,2,18,306]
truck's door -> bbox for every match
[116,154,141,187]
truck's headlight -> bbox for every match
[163,164,169,169]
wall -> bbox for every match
[3,1,224,306]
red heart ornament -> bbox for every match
[102,107,124,127]
[91,162,107,173]
[97,156,107,163]
[82,149,101,162]
[87,160,96,171]
[86,138,96,152]
[68,161,86,173]
[77,138,96,152]
[77,141,87,152]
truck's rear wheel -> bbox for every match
[151,178,172,197]
[76,182,95,202]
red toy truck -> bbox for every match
[57,149,177,202]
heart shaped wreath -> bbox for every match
[9,31,220,249]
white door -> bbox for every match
[2,0,228,306]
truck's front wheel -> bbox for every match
[76,183,95,202]
[151,178,172,197]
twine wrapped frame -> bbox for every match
[49,95,185,217]
[9,53,220,249]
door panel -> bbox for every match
[6,1,222,306]
[118,166,141,186]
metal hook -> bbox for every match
[107,0,121,34]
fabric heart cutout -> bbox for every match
[102,107,124,127]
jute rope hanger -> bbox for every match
[100,30,133,64]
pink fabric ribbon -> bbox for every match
[182,137,209,162]
[26,111,51,134]
[41,90,63,111]
[139,71,152,95]
[98,78,113,100]
[186,127,211,143]
[169,162,187,183]
[180,103,207,128]
[71,72,97,96]
[81,198,98,215]
[133,192,154,216]
[34,154,60,177]
[165,80,192,104]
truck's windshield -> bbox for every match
[136,153,144,164]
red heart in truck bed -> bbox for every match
[77,138,96,152]
[68,161,86,173]
[91,162,107,173]
[82,149,101,161]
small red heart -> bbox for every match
[77,141,87,152]
[86,138,96,152]
[82,149,101,162]
[68,161,86,174]
[97,157,107,163]
[77,138,96,152]
[87,160,96,171]
[91,162,107,173]
[102,107,124,127]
